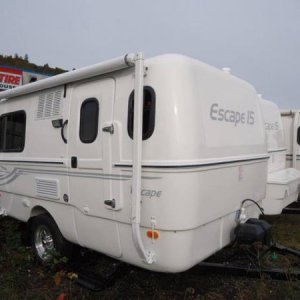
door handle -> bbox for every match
[104,199,115,208]
[61,120,68,144]
[71,156,77,168]
[102,124,114,134]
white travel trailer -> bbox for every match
[260,99,300,214]
[0,53,269,272]
[281,110,300,170]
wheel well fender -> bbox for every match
[28,206,50,222]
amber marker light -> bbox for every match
[147,230,159,240]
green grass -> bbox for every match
[264,214,300,249]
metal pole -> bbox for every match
[131,53,154,264]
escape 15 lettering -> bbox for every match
[210,103,255,126]
[265,122,279,131]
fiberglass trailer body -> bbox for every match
[0,53,269,272]
[281,110,300,171]
[260,99,300,214]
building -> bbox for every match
[0,66,50,92]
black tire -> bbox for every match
[29,214,73,264]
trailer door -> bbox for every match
[68,78,121,257]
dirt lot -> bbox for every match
[1,214,300,300]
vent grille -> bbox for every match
[36,94,46,119]
[36,178,59,200]
[36,89,63,119]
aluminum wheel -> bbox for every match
[34,224,55,261]
[30,214,73,264]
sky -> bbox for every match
[1,0,300,108]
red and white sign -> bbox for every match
[0,67,23,91]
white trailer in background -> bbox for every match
[260,99,300,214]
[0,53,269,272]
[281,110,300,170]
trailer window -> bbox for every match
[0,110,26,152]
[80,98,99,143]
[128,86,156,140]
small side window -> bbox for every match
[127,86,156,140]
[298,127,300,145]
[0,110,26,152]
[79,98,99,143]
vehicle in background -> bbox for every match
[260,99,300,214]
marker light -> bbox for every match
[146,230,159,240]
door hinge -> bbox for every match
[102,124,114,134]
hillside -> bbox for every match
[0,54,67,75]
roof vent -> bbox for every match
[222,67,231,74]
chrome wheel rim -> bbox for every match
[34,225,54,261]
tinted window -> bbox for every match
[128,86,155,140]
[79,98,99,143]
[0,110,26,152]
